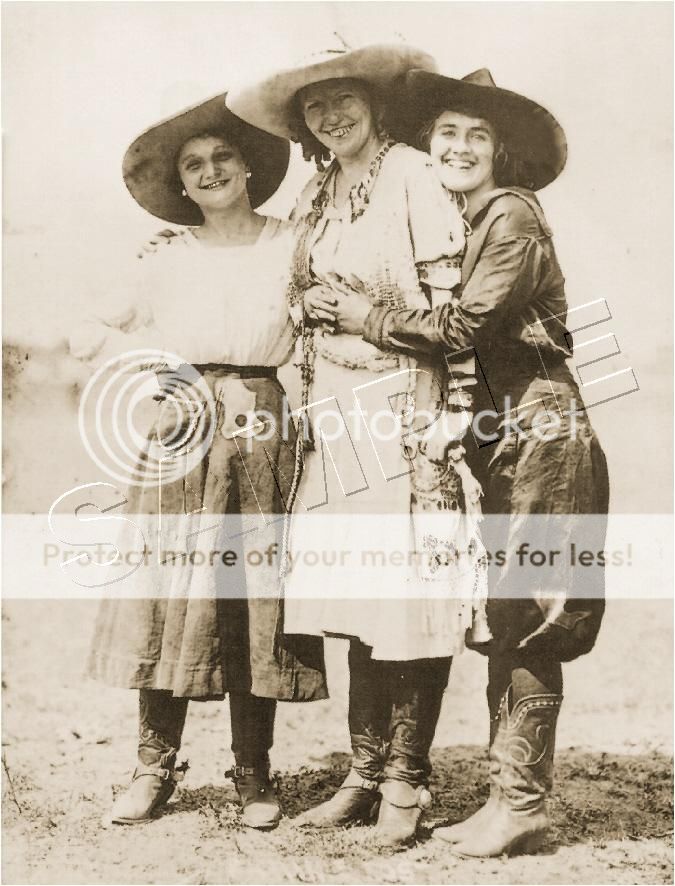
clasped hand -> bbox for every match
[303,273,372,335]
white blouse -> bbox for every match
[71,216,295,368]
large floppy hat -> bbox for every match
[226,41,437,139]
[123,93,290,225]
[402,68,567,190]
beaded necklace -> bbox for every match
[286,138,397,445]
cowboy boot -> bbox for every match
[111,689,189,824]
[433,662,505,844]
[296,642,388,828]
[452,683,562,857]
[227,692,281,829]
[375,657,451,848]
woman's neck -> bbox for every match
[465,176,498,220]
[335,133,384,188]
[198,199,265,246]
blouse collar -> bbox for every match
[311,139,396,224]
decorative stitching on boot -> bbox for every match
[508,696,562,733]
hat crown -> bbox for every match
[462,68,497,88]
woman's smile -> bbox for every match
[323,122,356,139]
[200,178,231,191]
[301,78,377,160]
[177,135,248,210]
[428,110,497,195]
[442,157,476,170]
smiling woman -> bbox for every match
[424,111,498,203]
[290,77,388,169]
[228,43,489,849]
[339,67,609,858]
[69,92,327,832]
[176,132,254,229]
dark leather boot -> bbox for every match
[435,654,562,847]
[297,642,389,829]
[376,780,433,848]
[111,690,188,825]
[228,692,281,829]
[295,768,381,828]
[225,763,281,829]
[451,685,562,857]
[376,657,451,848]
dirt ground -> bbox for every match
[2,598,672,885]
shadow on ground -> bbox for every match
[173,746,673,845]
[3,746,673,884]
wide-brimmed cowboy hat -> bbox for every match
[226,42,437,139]
[400,69,567,190]
[123,93,290,225]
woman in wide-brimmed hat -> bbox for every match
[228,43,489,848]
[69,94,327,829]
[331,68,609,857]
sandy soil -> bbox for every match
[2,599,672,885]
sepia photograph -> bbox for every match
[2,2,673,884]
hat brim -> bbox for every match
[400,70,567,190]
[122,93,290,225]
[226,44,437,139]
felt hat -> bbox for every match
[123,93,290,225]
[402,68,567,190]
[226,40,437,139]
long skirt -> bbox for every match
[87,367,327,700]
[469,376,610,662]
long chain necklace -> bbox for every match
[311,138,395,223]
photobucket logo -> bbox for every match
[78,350,216,487]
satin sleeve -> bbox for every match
[364,206,548,357]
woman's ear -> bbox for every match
[494,142,510,180]
[374,104,389,141]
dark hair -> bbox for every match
[288,79,390,171]
[415,103,534,189]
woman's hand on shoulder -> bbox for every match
[137,228,187,259]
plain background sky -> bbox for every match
[2,1,673,513]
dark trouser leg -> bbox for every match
[384,657,452,786]
[229,691,276,768]
[138,689,189,765]
[228,692,281,829]
[349,641,392,780]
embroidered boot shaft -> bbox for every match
[450,687,562,857]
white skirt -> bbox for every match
[283,353,487,660]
